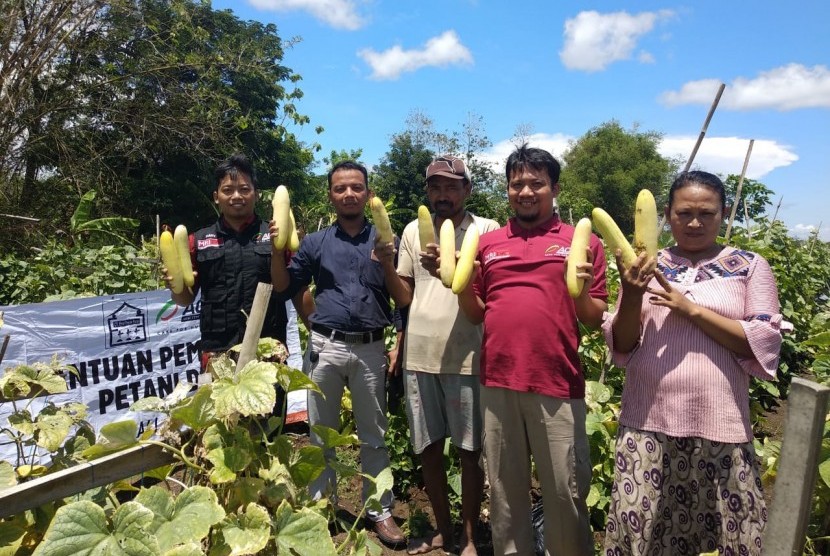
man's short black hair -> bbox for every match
[215,154,257,190]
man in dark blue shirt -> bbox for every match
[272,160,408,547]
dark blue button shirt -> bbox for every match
[284,220,397,332]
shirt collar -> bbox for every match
[333,218,371,239]
[456,211,475,232]
[219,214,257,235]
[506,213,561,237]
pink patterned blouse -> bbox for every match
[602,246,784,443]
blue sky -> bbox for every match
[212,0,830,240]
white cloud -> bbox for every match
[482,133,797,184]
[790,223,830,242]
[358,31,473,80]
[481,133,575,171]
[559,10,674,72]
[248,0,365,30]
[658,136,798,178]
[660,64,830,111]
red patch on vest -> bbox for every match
[197,237,222,249]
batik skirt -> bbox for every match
[603,426,766,556]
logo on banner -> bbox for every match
[156,300,179,323]
[106,302,148,348]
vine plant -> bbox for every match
[0,338,389,555]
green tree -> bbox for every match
[372,133,435,233]
[559,121,675,233]
[0,0,316,253]
[723,174,774,223]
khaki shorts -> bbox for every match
[403,370,481,454]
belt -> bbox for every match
[311,323,385,344]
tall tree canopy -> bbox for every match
[558,121,675,233]
[0,0,316,252]
[373,110,509,231]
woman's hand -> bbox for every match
[647,269,696,318]
[619,251,656,297]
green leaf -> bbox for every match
[32,500,159,556]
[586,484,601,507]
[228,477,266,510]
[0,512,29,554]
[162,544,205,556]
[585,411,610,440]
[170,384,217,431]
[70,191,96,232]
[7,410,35,435]
[259,463,297,508]
[804,331,830,347]
[365,467,394,507]
[82,420,139,459]
[273,502,336,556]
[130,380,192,413]
[135,486,225,552]
[311,425,358,449]
[208,353,237,381]
[278,365,322,395]
[288,445,326,488]
[584,380,612,410]
[0,460,17,488]
[35,407,75,452]
[819,457,830,489]
[203,423,255,483]
[0,360,69,398]
[219,503,271,556]
[211,360,278,418]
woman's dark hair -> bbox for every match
[505,144,561,185]
[327,160,368,189]
[668,170,726,211]
[215,154,257,190]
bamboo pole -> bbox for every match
[0,213,39,222]
[659,83,726,230]
[683,83,726,174]
[235,282,272,372]
[725,139,755,243]
[770,196,783,224]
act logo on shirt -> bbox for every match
[544,244,569,258]
[259,232,272,243]
[197,237,222,250]
[483,250,511,265]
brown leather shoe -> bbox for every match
[372,516,405,546]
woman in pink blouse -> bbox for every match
[602,171,783,555]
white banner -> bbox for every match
[0,289,305,464]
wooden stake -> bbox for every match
[725,139,754,243]
[764,377,830,555]
[0,333,9,366]
[235,282,272,372]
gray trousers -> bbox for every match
[304,330,393,520]
[482,386,594,556]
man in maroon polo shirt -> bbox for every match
[457,144,608,556]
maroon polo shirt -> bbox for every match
[474,215,608,399]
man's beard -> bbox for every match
[339,211,363,221]
[515,211,539,222]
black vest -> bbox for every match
[194,217,287,352]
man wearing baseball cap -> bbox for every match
[386,155,500,555]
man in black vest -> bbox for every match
[167,154,307,370]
